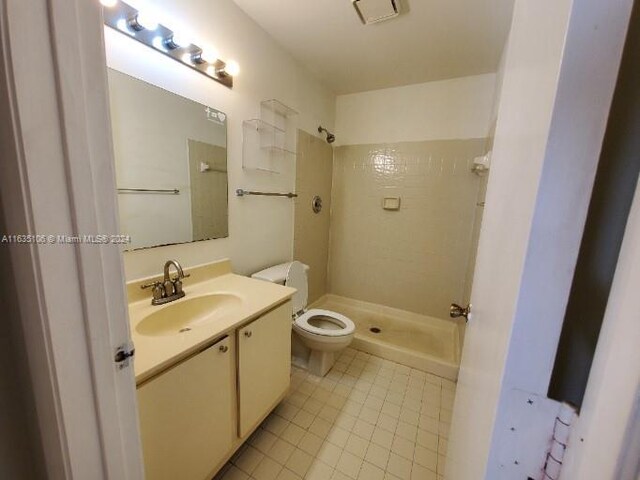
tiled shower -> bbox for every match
[293,130,490,377]
[329,140,486,319]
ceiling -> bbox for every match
[232,0,515,95]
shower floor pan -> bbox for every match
[311,294,461,380]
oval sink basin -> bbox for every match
[136,294,243,337]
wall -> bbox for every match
[462,43,510,304]
[461,168,489,305]
[293,130,333,303]
[335,73,496,146]
[329,74,495,319]
[104,0,335,280]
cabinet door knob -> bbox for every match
[450,303,472,322]
[219,345,229,353]
[244,331,252,338]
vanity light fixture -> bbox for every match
[223,60,240,77]
[205,60,239,79]
[181,52,196,64]
[200,46,220,64]
[101,0,236,88]
[171,32,192,49]
[130,11,158,31]
[153,31,193,51]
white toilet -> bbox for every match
[252,261,355,376]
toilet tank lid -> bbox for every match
[251,262,309,283]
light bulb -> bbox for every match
[171,32,192,48]
[206,66,217,77]
[224,60,240,76]
[200,46,220,64]
[135,11,159,30]
[116,18,133,34]
[100,0,118,7]
[181,53,194,64]
[152,36,166,50]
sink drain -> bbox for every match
[179,327,192,333]
[369,327,381,334]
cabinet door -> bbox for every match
[238,302,292,437]
[137,335,235,480]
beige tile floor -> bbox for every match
[217,348,456,480]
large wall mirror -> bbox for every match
[108,69,228,250]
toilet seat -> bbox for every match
[254,261,355,376]
[294,309,355,337]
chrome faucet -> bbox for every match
[141,259,190,305]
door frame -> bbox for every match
[0,1,143,478]
[446,0,635,477]
[560,177,640,479]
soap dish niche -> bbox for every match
[383,197,401,211]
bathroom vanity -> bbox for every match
[127,259,295,480]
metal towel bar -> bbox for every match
[236,189,297,198]
[117,188,180,194]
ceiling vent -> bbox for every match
[352,0,401,25]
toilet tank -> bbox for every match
[251,262,309,285]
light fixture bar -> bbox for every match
[102,1,234,88]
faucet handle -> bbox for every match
[152,284,165,301]
[140,281,165,301]
[163,279,175,297]
[140,280,166,302]
[173,278,184,295]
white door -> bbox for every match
[0,1,145,478]
[445,0,634,479]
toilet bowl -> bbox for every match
[252,261,355,376]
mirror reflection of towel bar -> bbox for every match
[236,189,297,198]
[118,188,180,194]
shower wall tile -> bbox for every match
[294,130,333,303]
[187,139,228,241]
[329,139,486,319]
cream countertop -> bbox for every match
[126,259,295,384]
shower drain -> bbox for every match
[369,327,381,334]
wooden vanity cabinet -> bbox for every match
[137,335,235,480]
[238,301,292,437]
[136,300,292,480]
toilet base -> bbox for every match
[308,350,336,377]
[291,330,344,377]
